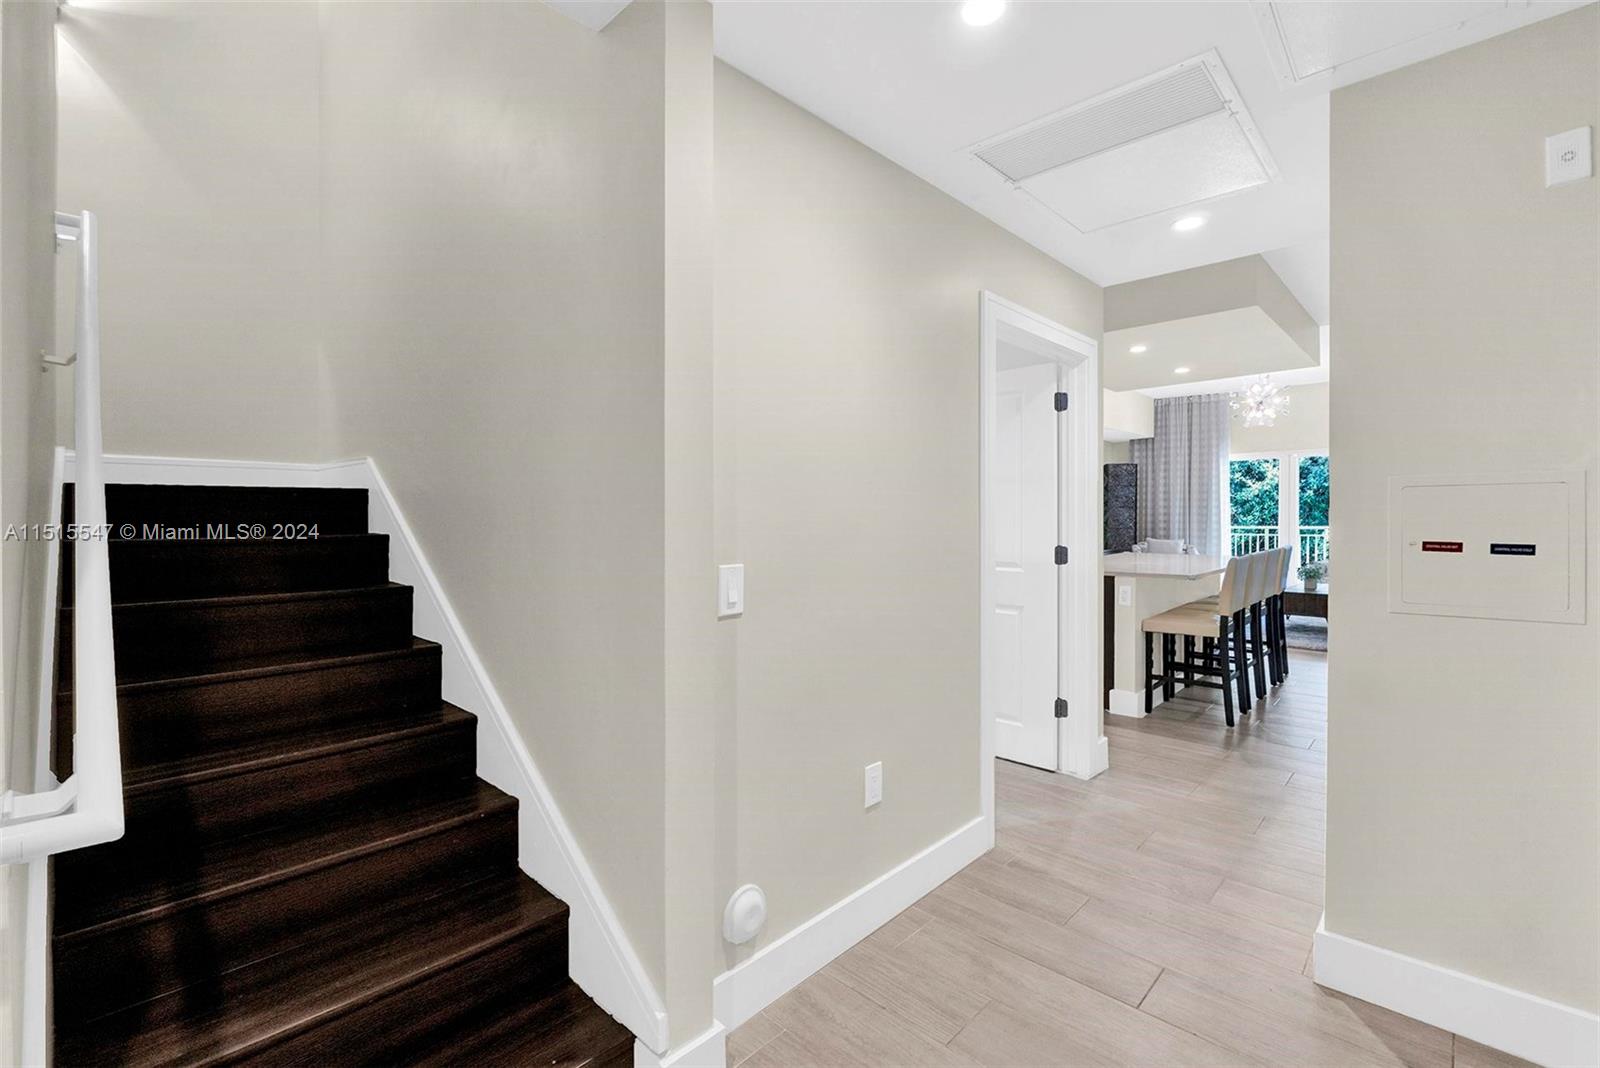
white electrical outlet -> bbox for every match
[1546,126,1592,187]
[1117,584,1132,607]
[864,762,883,808]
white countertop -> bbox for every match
[1101,552,1227,579]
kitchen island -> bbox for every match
[1102,552,1226,717]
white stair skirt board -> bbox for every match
[713,815,990,1034]
[632,1024,726,1068]
[1314,916,1600,1068]
[58,453,671,1054]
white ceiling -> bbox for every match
[1104,307,1315,391]
[713,1,1585,330]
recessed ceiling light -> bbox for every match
[1129,344,1148,354]
[1171,214,1207,233]
[1174,366,1191,375]
[960,0,1007,27]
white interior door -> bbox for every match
[991,360,1060,770]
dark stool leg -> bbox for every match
[1183,636,1195,688]
[1217,619,1235,727]
[1233,610,1252,713]
[1144,630,1155,715]
[1250,602,1268,697]
[1162,634,1176,702]
[1277,595,1290,678]
[1273,595,1286,684]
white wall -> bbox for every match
[1328,3,1597,1015]
[714,61,1102,960]
[0,3,58,1062]
[1103,387,1153,442]
[1229,382,1327,455]
[54,1,329,459]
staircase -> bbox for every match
[52,483,634,1067]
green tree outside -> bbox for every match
[1299,455,1329,526]
[1229,458,1279,527]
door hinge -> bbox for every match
[1054,392,1069,412]
[1054,698,1069,718]
[1055,545,1069,565]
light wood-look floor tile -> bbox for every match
[1452,1035,1540,1068]
[727,1011,785,1067]
[727,651,1520,1068]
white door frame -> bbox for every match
[979,291,1107,831]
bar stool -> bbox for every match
[1192,549,1271,710]
[1142,556,1248,726]
[1272,545,1293,681]
[1245,551,1272,699]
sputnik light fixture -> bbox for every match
[1232,374,1290,427]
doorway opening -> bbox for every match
[979,292,1105,830]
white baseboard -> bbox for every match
[1314,916,1600,1068]
[1108,687,1145,717]
[712,814,989,1033]
[67,453,671,1052]
[633,1023,726,1068]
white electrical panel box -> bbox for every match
[1388,470,1586,624]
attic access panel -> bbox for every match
[967,51,1278,233]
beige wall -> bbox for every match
[318,0,689,1023]
[1328,5,1598,1013]
[1230,382,1327,454]
[714,62,1102,958]
[0,2,58,1062]
[55,1,329,459]
[56,1,723,1042]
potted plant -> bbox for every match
[1298,560,1327,588]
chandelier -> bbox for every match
[1231,375,1289,428]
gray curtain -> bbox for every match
[1129,394,1231,556]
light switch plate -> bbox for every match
[1546,126,1592,187]
[864,762,883,808]
[1117,584,1132,607]
[718,564,745,619]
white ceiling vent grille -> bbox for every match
[967,51,1279,233]
[973,64,1225,183]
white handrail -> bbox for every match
[0,210,123,865]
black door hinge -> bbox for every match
[1055,545,1069,565]
[1055,698,1069,718]
[1054,392,1069,412]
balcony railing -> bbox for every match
[1229,525,1279,555]
[1300,525,1330,563]
[1230,524,1330,565]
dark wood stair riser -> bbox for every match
[65,536,391,604]
[56,643,443,776]
[59,585,414,685]
[53,802,518,1025]
[64,484,369,537]
[68,718,478,877]
[52,483,630,1064]
[237,923,571,1067]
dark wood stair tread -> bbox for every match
[56,781,516,938]
[106,636,441,694]
[53,482,613,1063]
[60,874,566,1068]
[68,534,392,604]
[65,483,369,535]
[123,703,474,792]
[409,979,636,1067]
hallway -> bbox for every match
[728,652,1531,1067]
